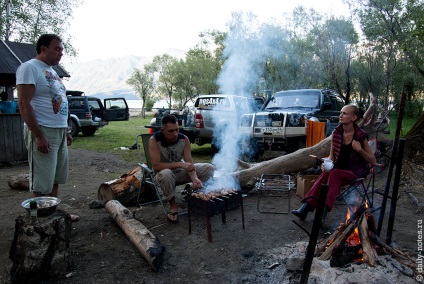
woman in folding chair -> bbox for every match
[149,114,215,223]
[292,104,376,225]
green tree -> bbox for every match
[347,0,424,109]
[151,54,178,108]
[126,63,155,118]
[0,0,81,57]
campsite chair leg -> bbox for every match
[134,134,169,217]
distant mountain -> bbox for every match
[61,49,186,99]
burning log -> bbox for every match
[318,203,417,269]
[358,213,378,266]
[105,200,165,271]
[318,222,355,261]
[318,203,368,261]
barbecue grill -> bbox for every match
[184,188,245,242]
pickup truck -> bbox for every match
[67,91,129,137]
[144,95,259,150]
[239,88,345,156]
[189,94,252,149]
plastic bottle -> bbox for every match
[29,200,38,224]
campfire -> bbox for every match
[316,203,415,269]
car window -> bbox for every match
[266,91,320,109]
[329,96,342,111]
[104,99,126,109]
[233,97,250,112]
[88,99,101,110]
[69,99,84,109]
[195,97,230,109]
[324,95,331,107]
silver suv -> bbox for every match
[189,94,251,148]
[240,88,345,155]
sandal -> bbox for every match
[166,212,178,224]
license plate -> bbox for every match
[260,127,284,133]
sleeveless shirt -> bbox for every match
[153,131,186,163]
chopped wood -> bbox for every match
[369,231,418,269]
[319,222,355,261]
[105,200,165,271]
[367,212,377,234]
[317,223,348,254]
[358,213,378,266]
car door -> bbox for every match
[103,98,130,121]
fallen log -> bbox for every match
[104,200,165,271]
[234,137,331,189]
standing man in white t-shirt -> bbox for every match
[16,34,78,221]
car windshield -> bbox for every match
[233,97,250,112]
[265,91,320,110]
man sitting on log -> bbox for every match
[149,114,215,223]
[292,105,376,225]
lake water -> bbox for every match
[126,100,143,109]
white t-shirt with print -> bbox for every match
[16,58,68,128]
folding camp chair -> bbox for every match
[135,133,168,216]
[337,139,385,210]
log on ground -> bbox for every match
[105,200,165,271]
[234,137,331,190]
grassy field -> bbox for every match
[70,114,215,164]
[70,112,416,165]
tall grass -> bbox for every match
[70,114,214,163]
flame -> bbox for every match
[346,227,361,247]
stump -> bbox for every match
[9,210,72,283]
[98,166,157,205]
[8,173,29,190]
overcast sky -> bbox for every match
[65,0,350,63]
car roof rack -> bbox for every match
[66,90,85,96]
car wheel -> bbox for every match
[81,126,97,136]
[70,119,79,137]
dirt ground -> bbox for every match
[0,147,422,284]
